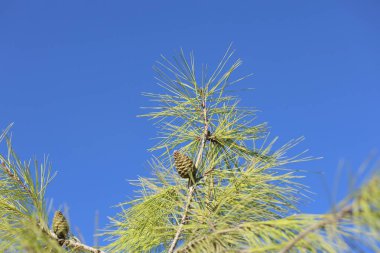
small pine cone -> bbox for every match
[173,151,195,179]
[52,211,69,244]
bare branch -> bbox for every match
[39,223,106,253]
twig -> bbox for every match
[0,162,106,253]
[39,222,106,253]
[1,161,33,196]
[169,185,196,253]
[64,238,106,253]
[279,204,353,253]
[168,91,209,253]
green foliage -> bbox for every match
[0,124,64,252]
[0,126,99,252]
[105,48,380,253]
[0,47,379,253]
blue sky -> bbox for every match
[0,0,379,246]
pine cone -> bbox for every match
[52,211,69,245]
[173,151,195,179]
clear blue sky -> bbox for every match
[1,0,379,246]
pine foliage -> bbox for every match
[0,124,64,252]
[0,125,101,252]
[0,47,379,253]
[104,48,380,253]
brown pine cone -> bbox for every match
[52,211,69,245]
[173,151,196,179]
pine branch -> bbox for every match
[168,185,196,253]
[1,152,105,253]
[168,94,210,253]
[1,160,33,197]
[280,173,380,253]
[39,223,106,253]
[105,48,380,252]
[279,204,353,253]
[65,240,105,253]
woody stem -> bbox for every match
[168,94,209,253]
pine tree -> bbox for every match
[0,47,379,252]
[103,48,380,252]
